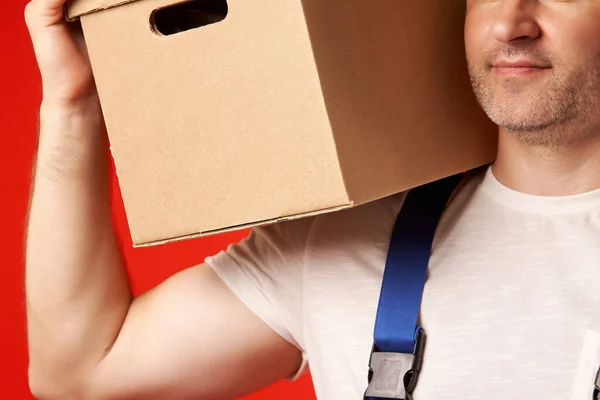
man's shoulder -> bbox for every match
[307,166,488,232]
[264,167,486,257]
[302,191,408,257]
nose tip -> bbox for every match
[491,3,541,43]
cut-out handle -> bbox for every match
[151,0,227,36]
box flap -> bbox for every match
[65,0,139,20]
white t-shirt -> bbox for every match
[204,167,600,400]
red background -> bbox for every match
[0,2,316,399]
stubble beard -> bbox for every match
[468,48,600,150]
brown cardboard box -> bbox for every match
[66,0,497,247]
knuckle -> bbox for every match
[24,1,37,27]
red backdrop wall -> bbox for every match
[0,2,316,399]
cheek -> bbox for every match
[464,14,489,66]
[573,25,600,64]
[541,13,600,69]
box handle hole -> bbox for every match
[151,0,228,36]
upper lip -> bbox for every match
[492,59,550,69]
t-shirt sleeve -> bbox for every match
[204,216,315,378]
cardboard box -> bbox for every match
[66,0,497,247]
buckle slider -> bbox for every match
[364,330,425,400]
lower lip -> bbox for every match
[492,67,550,77]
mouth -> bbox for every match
[490,59,551,77]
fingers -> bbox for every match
[25,0,68,37]
[46,0,68,8]
[32,0,68,13]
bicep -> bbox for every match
[87,264,303,400]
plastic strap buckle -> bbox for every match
[364,329,426,400]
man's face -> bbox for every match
[465,0,600,145]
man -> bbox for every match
[24,0,600,399]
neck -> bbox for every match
[493,128,600,196]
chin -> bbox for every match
[486,105,554,133]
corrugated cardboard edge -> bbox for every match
[352,158,495,208]
[133,202,353,248]
[64,0,140,20]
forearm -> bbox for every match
[26,102,131,395]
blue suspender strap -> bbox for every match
[364,174,462,400]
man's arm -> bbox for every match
[24,1,302,399]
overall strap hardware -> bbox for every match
[364,174,462,400]
[364,328,425,400]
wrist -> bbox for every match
[36,98,108,180]
[40,96,102,120]
[39,97,104,141]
